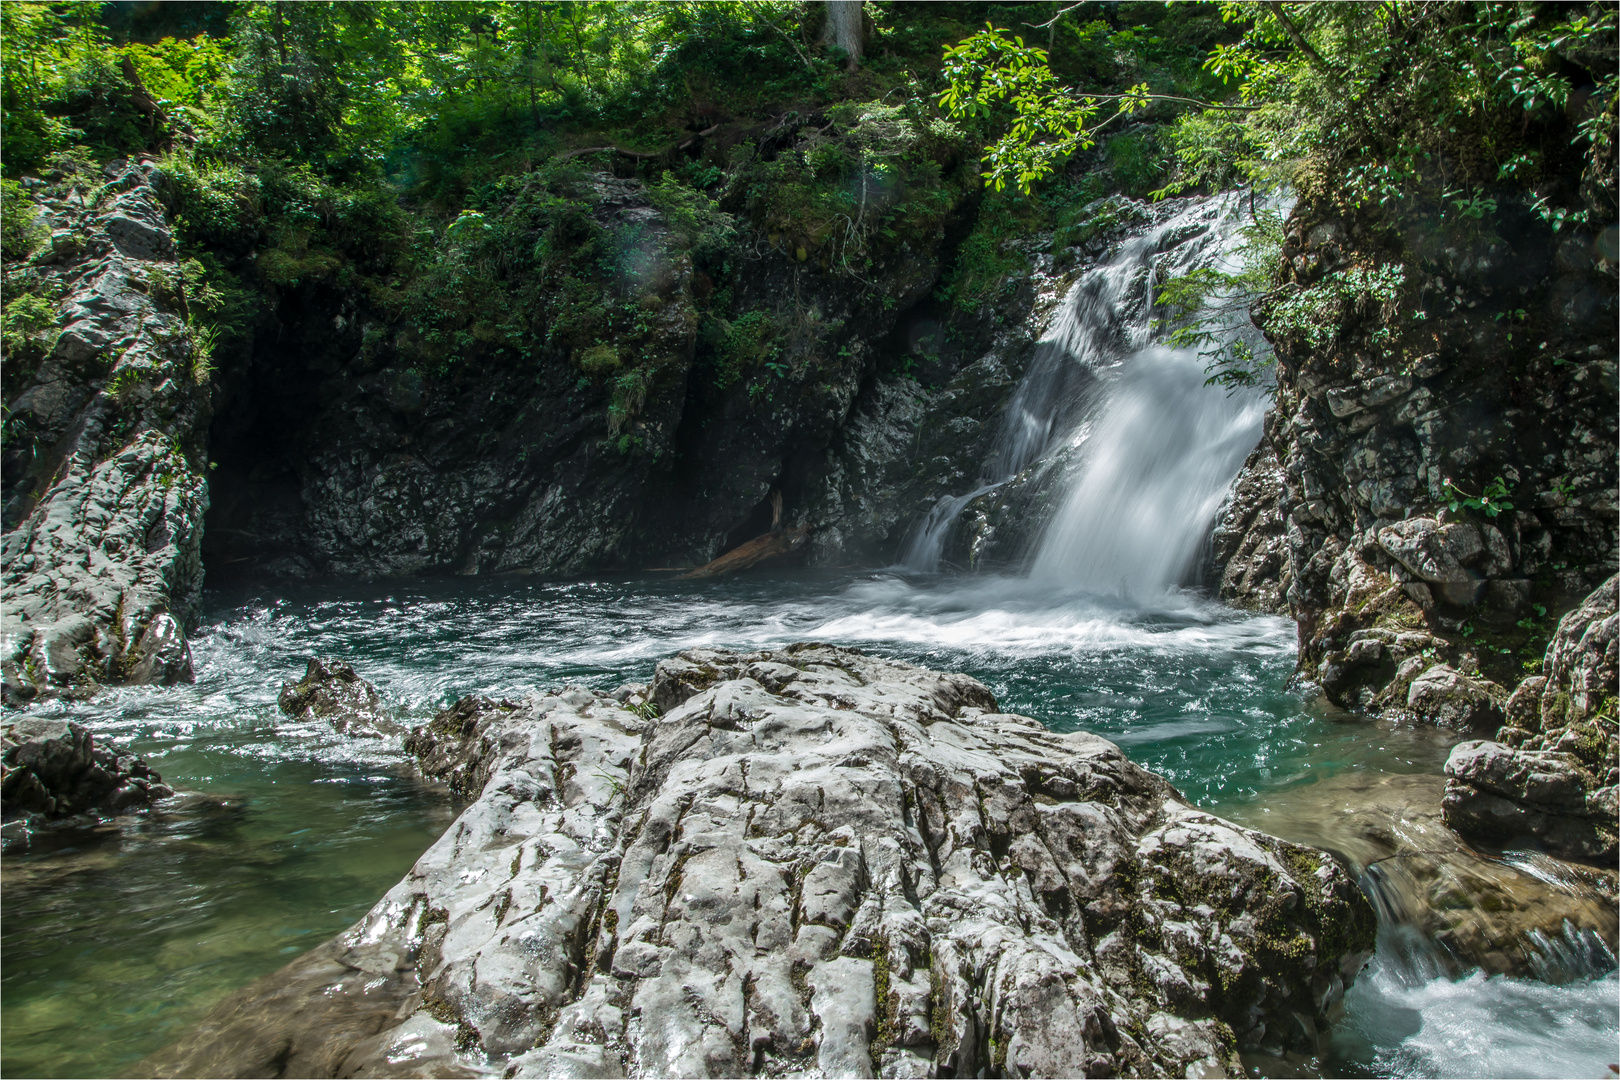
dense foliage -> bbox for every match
[3,1,1610,397]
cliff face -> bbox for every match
[1209,188,1618,859]
[1216,193,1617,705]
[2,157,212,703]
[201,175,1037,580]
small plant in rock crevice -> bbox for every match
[1442,476,1513,518]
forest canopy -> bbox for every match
[2,1,1612,387]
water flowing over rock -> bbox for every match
[895,192,1273,582]
[146,646,1374,1079]
[2,157,210,703]
[1,716,173,846]
[1443,574,1618,859]
[1229,771,1616,984]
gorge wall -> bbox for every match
[2,157,211,702]
[1211,169,1618,857]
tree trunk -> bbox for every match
[678,525,811,580]
[821,1,865,71]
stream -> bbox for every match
[3,571,1616,1078]
[6,190,1616,1079]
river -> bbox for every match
[3,571,1615,1078]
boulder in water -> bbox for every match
[402,695,519,797]
[1,717,173,845]
[1404,664,1507,730]
[278,658,397,738]
[1225,771,1617,983]
[150,646,1375,1079]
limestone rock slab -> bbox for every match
[147,646,1376,1079]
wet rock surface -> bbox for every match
[1228,771,1617,983]
[148,646,1375,1079]
[1213,187,1618,721]
[1,716,173,846]
[1443,575,1618,859]
[278,657,399,738]
[202,170,973,582]
[1,157,210,704]
[1208,441,1289,614]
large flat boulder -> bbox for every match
[147,646,1375,1079]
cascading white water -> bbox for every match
[1027,348,1266,595]
[901,191,1273,581]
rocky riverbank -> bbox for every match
[2,156,211,704]
[1442,574,1618,860]
[146,645,1376,1079]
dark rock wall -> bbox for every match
[202,175,1019,580]
[1215,194,1618,716]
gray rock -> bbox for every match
[1377,517,1483,591]
[2,157,210,705]
[401,694,519,796]
[1209,441,1290,613]
[1444,575,1619,859]
[1444,740,1592,812]
[1,716,173,838]
[1227,771,1617,981]
[278,658,397,738]
[1405,664,1505,729]
[1325,374,1411,418]
[150,647,1375,1079]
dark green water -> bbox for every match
[2,572,1614,1078]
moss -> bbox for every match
[578,343,621,375]
[424,995,482,1053]
[662,849,695,907]
[415,903,450,938]
[1281,846,1376,967]
[869,936,894,1055]
[1566,722,1610,768]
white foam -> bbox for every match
[1335,958,1620,1078]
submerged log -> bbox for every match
[678,524,811,580]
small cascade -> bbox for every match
[1335,860,1619,1078]
[1026,348,1266,595]
[902,190,1272,579]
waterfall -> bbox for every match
[1026,348,1266,594]
[902,191,1273,590]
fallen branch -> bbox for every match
[559,124,723,162]
[679,524,811,580]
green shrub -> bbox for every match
[163,152,263,252]
[1,291,59,357]
[1,180,46,261]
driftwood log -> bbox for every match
[678,525,810,580]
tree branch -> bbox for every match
[1263,1,1337,74]
[1063,90,1260,112]
[1026,2,1085,31]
